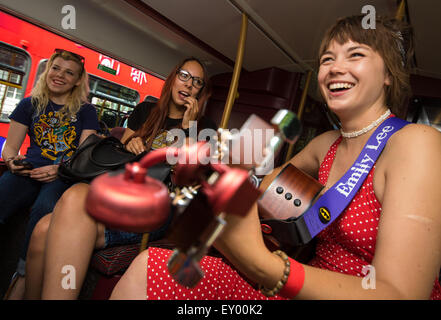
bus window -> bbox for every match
[144,95,159,103]
[0,43,31,122]
[89,75,139,128]
[33,59,49,87]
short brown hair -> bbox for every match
[318,15,414,118]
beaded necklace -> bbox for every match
[340,109,391,138]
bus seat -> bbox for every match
[144,95,159,104]
[90,239,175,276]
[91,244,140,276]
[109,127,125,140]
[206,67,302,130]
[98,120,111,137]
[85,239,175,299]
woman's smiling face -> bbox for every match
[318,39,391,115]
[46,57,82,98]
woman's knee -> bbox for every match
[52,183,90,220]
[28,214,52,258]
[58,183,89,207]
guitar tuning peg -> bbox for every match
[271,109,302,144]
[167,214,226,288]
[167,250,204,288]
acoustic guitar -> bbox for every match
[258,163,323,263]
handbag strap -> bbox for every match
[280,116,409,245]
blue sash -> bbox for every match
[280,117,410,245]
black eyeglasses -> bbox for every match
[54,48,85,65]
[176,69,205,89]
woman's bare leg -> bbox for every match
[4,276,25,300]
[110,249,148,300]
[24,213,52,299]
[40,183,106,299]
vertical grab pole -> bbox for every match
[296,70,313,121]
[395,0,406,21]
[140,233,149,252]
[284,70,312,162]
[220,13,248,129]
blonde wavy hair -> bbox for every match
[31,50,89,120]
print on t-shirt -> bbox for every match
[33,110,77,162]
[151,129,176,150]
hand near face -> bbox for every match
[181,96,199,129]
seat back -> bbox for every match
[109,127,125,141]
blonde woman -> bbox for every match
[1,49,99,298]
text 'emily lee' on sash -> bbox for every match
[335,125,395,198]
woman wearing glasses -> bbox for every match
[1,49,99,299]
[22,57,215,299]
[123,58,214,155]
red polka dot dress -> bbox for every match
[308,136,441,300]
[145,247,284,300]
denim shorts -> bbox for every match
[103,209,175,248]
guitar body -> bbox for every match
[257,164,323,262]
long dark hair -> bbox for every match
[131,57,212,149]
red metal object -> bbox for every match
[86,142,260,232]
[261,224,272,234]
[86,162,170,233]
[171,141,213,186]
[208,168,260,216]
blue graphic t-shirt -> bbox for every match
[9,97,99,168]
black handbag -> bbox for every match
[58,134,171,183]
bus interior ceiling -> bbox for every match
[1,0,441,129]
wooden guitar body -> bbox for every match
[257,164,323,262]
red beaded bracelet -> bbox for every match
[279,257,305,299]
